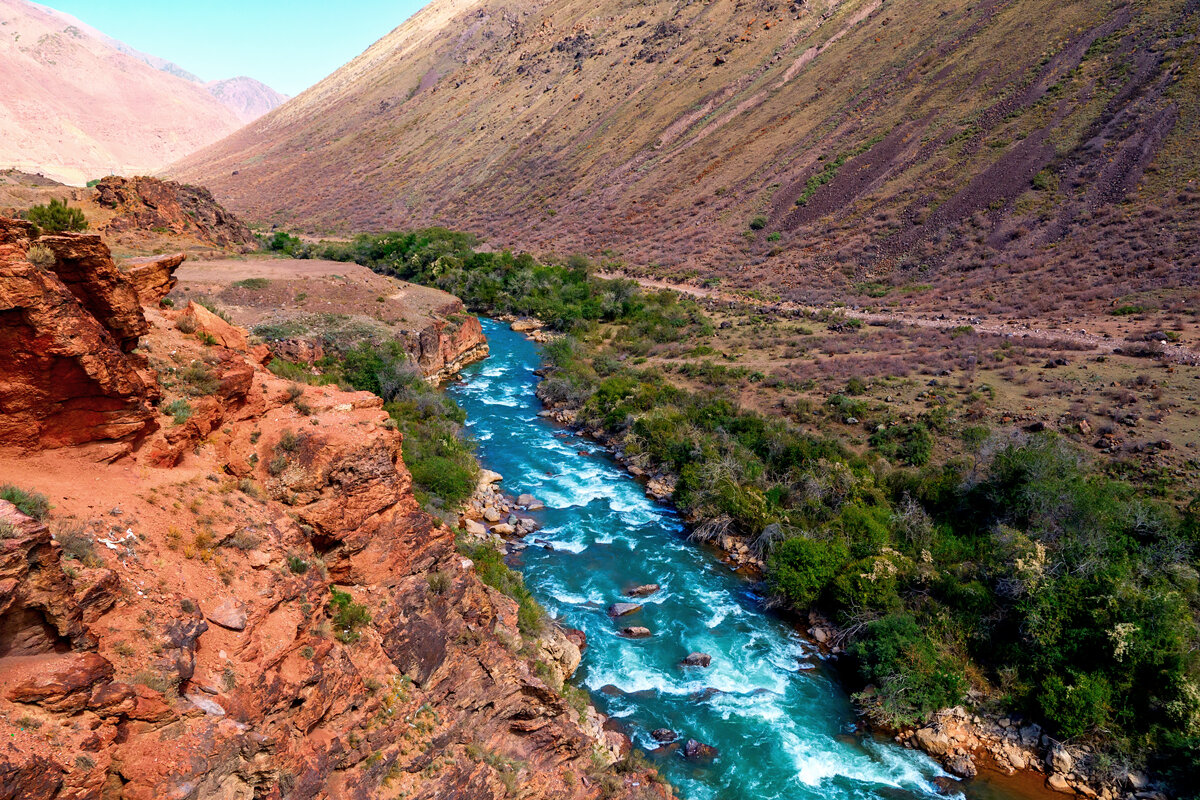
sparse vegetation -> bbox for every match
[1,484,50,520]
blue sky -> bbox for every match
[47,0,427,96]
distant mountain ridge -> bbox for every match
[27,0,288,119]
[173,0,1199,318]
[0,0,286,184]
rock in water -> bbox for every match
[651,728,678,743]
[946,754,977,779]
[626,583,661,597]
[607,602,642,617]
[684,739,719,761]
[516,493,544,510]
[621,627,652,638]
[682,652,712,668]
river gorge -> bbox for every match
[448,319,1031,800]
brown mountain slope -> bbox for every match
[173,0,1199,318]
[0,0,245,185]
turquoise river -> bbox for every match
[447,319,1024,800]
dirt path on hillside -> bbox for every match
[597,272,1200,365]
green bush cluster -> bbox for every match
[0,484,50,520]
[329,588,371,643]
[24,198,87,232]
[326,340,478,506]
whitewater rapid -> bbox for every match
[447,319,972,800]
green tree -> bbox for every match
[25,198,87,232]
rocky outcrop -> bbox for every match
[895,705,1159,799]
[0,219,158,452]
[37,233,148,352]
[409,304,490,383]
[0,501,94,657]
[94,176,257,251]
[0,277,665,799]
[123,252,185,304]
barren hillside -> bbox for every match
[0,0,246,184]
[173,0,1198,317]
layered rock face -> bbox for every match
[407,301,490,383]
[95,176,257,251]
[0,251,663,799]
[0,219,175,452]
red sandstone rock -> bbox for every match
[0,219,158,450]
[5,652,114,712]
[124,252,185,304]
[0,501,93,656]
[38,233,148,352]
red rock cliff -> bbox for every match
[0,220,172,455]
[0,228,666,800]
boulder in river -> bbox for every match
[682,652,712,668]
[516,493,544,510]
[683,739,719,761]
[621,627,652,638]
[564,627,588,651]
[651,728,678,743]
[626,584,661,598]
[608,602,642,617]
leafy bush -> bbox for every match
[163,399,192,425]
[179,363,220,395]
[25,198,87,232]
[0,485,50,520]
[852,615,966,725]
[329,589,370,643]
[769,536,849,608]
[232,277,270,290]
[869,423,933,466]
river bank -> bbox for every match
[460,315,1160,800]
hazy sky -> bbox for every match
[47,0,427,96]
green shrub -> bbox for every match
[869,423,933,466]
[25,198,87,232]
[179,363,220,395]
[852,615,966,725]
[0,485,50,520]
[1038,672,1113,738]
[769,536,849,608]
[232,277,270,290]
[749,215,768,230]
[832,555,903,612]
[329,589,371,643]
[164,399,192,425]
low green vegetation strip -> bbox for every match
[269,228,1200,788]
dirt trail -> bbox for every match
[597,272,1200,365]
